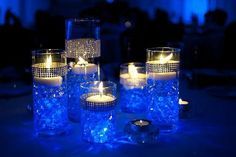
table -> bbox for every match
[0,78,236,157]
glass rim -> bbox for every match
[146,47,181,53]
[80,81,117,90]
[66,18,100,23]
[120,62,145,69]
[32,49,65,55]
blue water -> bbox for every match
[147,78,179,131]
[67,71,98,122]
[33,81,68,136]
[120,86,148,113]
[81,109,116,143]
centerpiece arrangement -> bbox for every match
[31,18,185,144]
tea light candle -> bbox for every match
[86,95,115,103]
[71,56,97,74]
[33,55,63,87]
[86,82,116,104]
[179,98,190,112]
[133,119,150,127]
[179,98,189,105]
[120,64,146,88]
[125,119,159,143]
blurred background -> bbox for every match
[0,0,236,96]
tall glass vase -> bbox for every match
[146,47,180,132]
[32,49,68,136]
[65,18,100,122]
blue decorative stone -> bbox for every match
[33,81,68,136]
[120,86,148,113]
[80,94,116,143]
[67,71,98,122]
[81,110,116,143]
[147,78,179,131]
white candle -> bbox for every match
[147,72,176,80]
[86,82,116,103]
[120,73,146,87]
[179,98,189,105]
[147,60,179,80]
[86,94,115,103]
[120,64,146,88]
[72,63,97,74]
[71,57,97,74]
[33,56,63,87]
[34,77,62,87]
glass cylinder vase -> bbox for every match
[146,47,180,132]
[120,63,147,113]
[32,49,68,136]
[80,81,117,143]
[65,18,100,122]
[65,18,100,59]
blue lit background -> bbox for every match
[1,0,236,26]
[0,0,49,27]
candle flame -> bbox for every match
[128,64,138,79]
[77,56,88,65]
[98,82,103,96]
[45,55,52,68]
[160,53,173,64]
[179,98,189,105]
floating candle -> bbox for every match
[86,95,115,103]
[34,77,62,87]
[33,55,63,87]
[147,71,176,80]
[120,63,146,87]
[86,82,116,103]
[72,56,97,74]
[146,53,179,80]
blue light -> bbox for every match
[0,0,19,24]
[120,86,148,113]
[147,78,179,132]
[106,0,114,4]
[81,109,116,143]
[0,0,49,26]
[33,81,69,136]
[183,0,208,24]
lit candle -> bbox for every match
[146,53,179,80]
[120,64,146,88]
[133,119,150,127]
[34,55,63,87]
[179,98,189,105]
[86,82,116,103]
[179,98,190,112]
[125,119,159,143]
[71,56,97,74]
